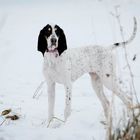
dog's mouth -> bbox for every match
[48,45,58,52]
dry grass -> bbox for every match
[111,111,140,140]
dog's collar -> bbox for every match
[46,49,59,57]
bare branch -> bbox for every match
[111,6,139,106]
[33,81,45,99]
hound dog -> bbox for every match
[37,18,137,123]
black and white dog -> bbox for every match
[37,18,137,123]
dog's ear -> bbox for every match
[57,27,67,56]
[37,29,48,56]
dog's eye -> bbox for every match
[55,28,59,36]
[48,28,51,31]
[54,27,57,31]
[47,28,52,33]
[45,27,52,36]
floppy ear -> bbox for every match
[57,28,67,56]
[37,30,48,56]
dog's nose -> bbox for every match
[51,37,57,44]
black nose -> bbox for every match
[51,38,57,44]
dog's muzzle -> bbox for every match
[51,37,57,46]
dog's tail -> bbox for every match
[112,17,137,49]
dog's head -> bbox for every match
[37,24,67,56]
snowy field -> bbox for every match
[0,0,140,139]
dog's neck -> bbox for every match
[44,51,59,68]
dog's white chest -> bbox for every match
[43,52,67,83]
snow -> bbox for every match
[0,0,140,139]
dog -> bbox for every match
[37,17,137,123]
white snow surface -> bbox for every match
[0,0,140,139]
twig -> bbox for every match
[53,117,65,123]
[47,117,65,128]
[33,81,45,99]
[47,119,52,128]
[0,119,6,126]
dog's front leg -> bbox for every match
[64,84,72,121]
[47,82,55,123]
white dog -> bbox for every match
[37,18,137,123]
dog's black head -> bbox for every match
[37,24,67,56]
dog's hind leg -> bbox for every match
[90,73,109,119]
[103,75,131,108]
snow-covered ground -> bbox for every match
[0,0,140,139]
